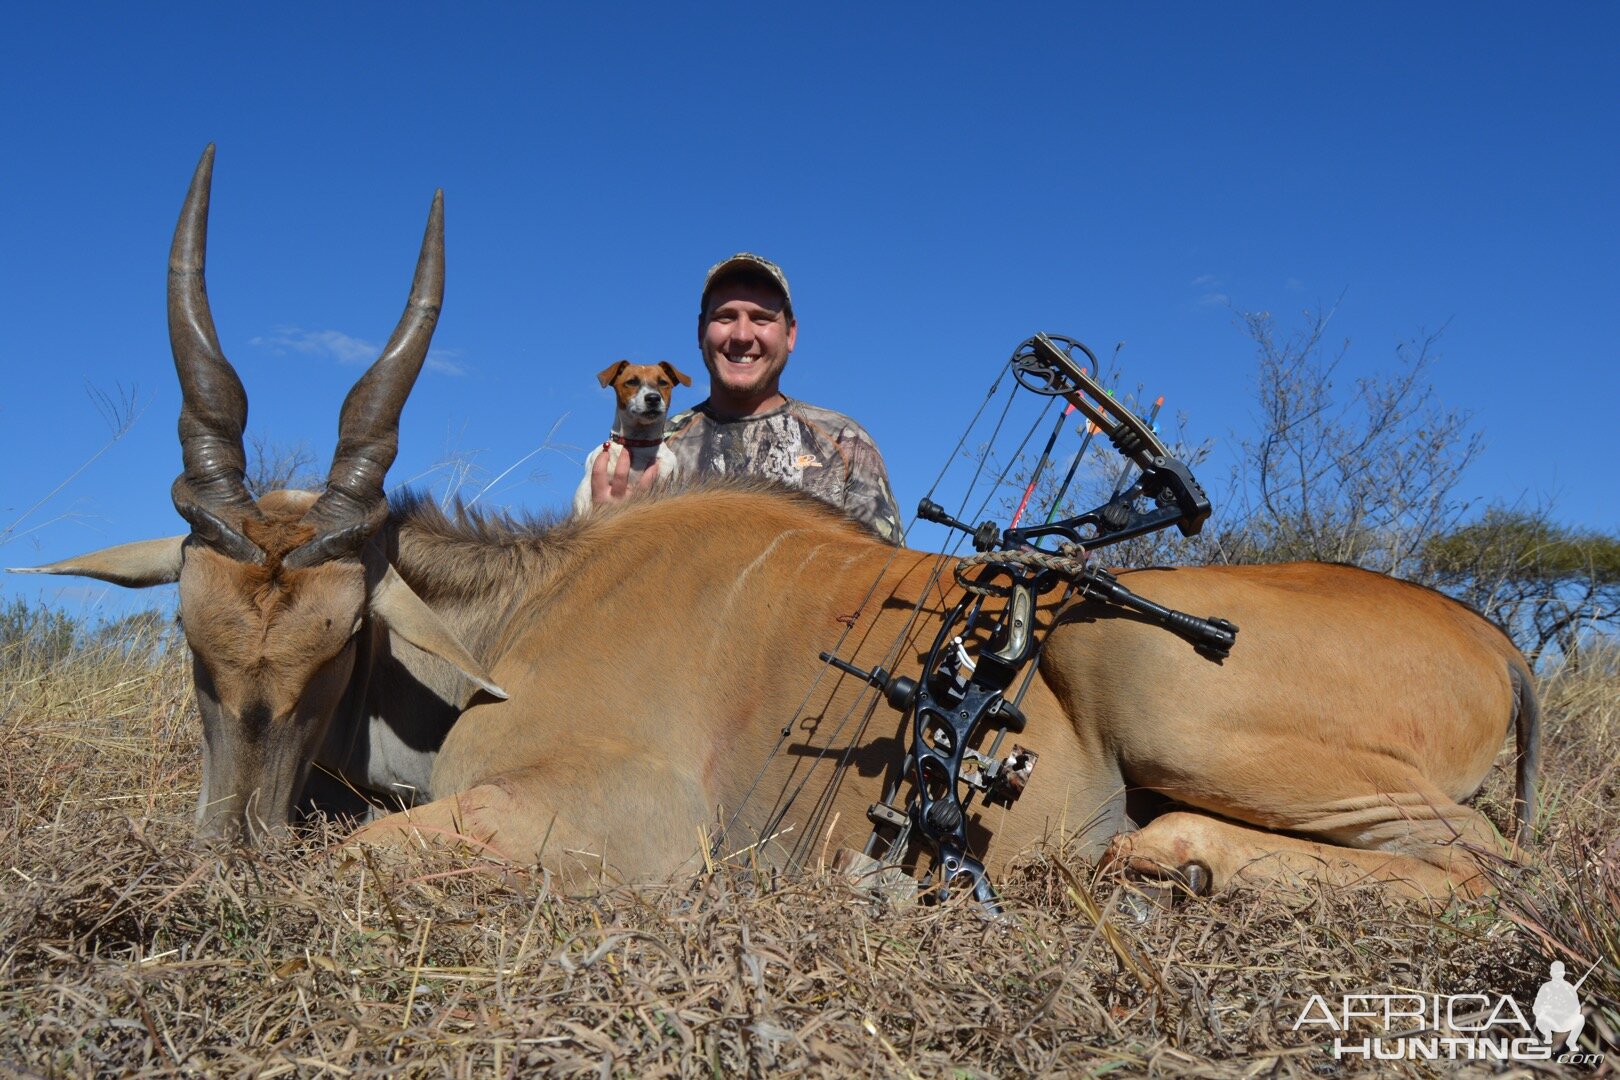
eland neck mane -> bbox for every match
[383,489,586,660]
[381,481,869,667]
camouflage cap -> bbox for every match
[701,252,793,319]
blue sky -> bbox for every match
[4,4,1616,614]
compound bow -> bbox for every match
[821,333,1239,911]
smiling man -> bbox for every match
[596,252,901,543]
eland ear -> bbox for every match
[8,536,186,588]
[369,564,509,707]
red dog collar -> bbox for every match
[609,433,665,449]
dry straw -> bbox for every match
[1,617,1614,1076]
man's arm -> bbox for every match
[839,428,904,545]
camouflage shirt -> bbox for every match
[665,397,903,544]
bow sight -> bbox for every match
[825,333,1238,912]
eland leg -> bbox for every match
[1103,770,1508,903]
[350,741,716,887]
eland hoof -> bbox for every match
[1178,861,1212,897]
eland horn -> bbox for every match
[168,144,264,564]
[284,190,444,569]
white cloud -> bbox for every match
[1191,273,1220,287]
[249,326,376,364]
[1195,291,1229,308]
[249,326,467,376]
[426,348,467,377]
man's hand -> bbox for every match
[589,444,660,507]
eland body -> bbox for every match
[16,149,1538,902]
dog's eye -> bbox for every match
[657,379,670,388]
[626,377,642,387]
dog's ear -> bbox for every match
[660,361,693,387]
[597,360,630,387]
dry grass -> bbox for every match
[1,617,1615,1077]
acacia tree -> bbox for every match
[1424,507,1620,666]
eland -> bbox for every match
[14,148,1538,903]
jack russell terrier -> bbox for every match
[574,360,692,515]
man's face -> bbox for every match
[698,278,797,413]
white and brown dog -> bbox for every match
[573,360,692,515]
